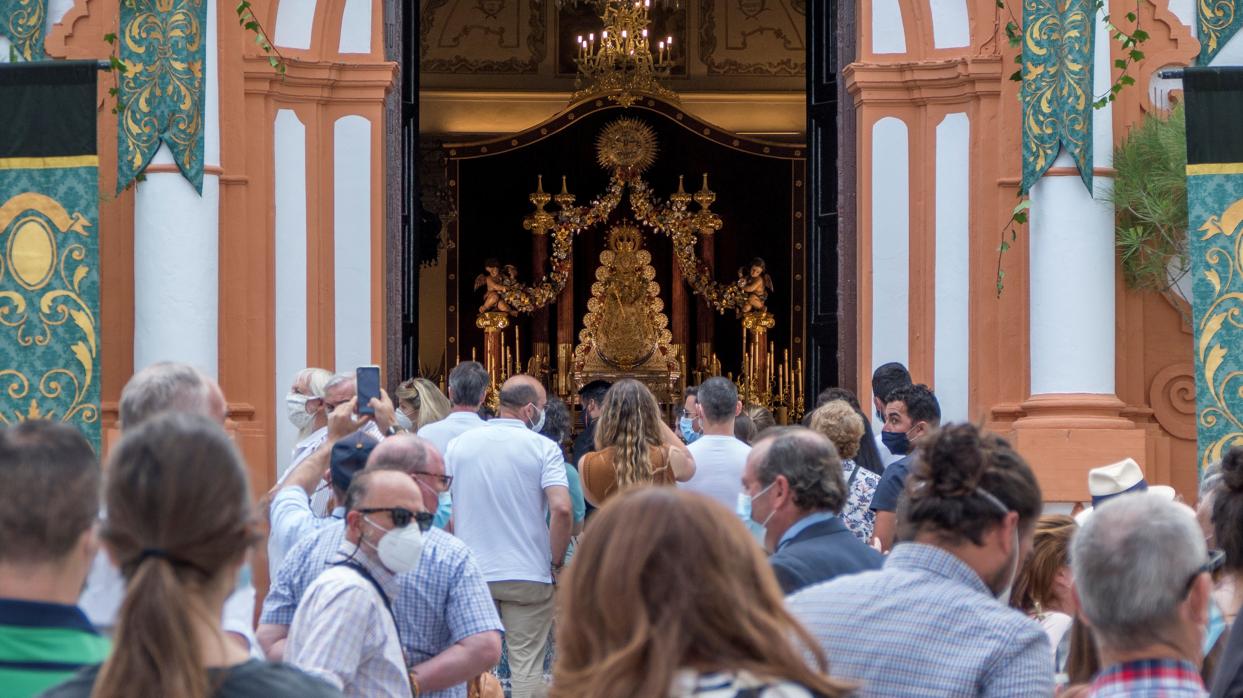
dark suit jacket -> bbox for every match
[769,515,884,595]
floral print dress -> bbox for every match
[839,459,879,543]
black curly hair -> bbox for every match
[897,423,1042,545]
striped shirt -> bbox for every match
[1088,659,1206,697]
[787,542,1054,697]
[285,545,409,697]
[261,524,501,698]
[0,598,109,698]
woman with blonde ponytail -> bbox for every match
[579,379,695,506]
[43,413,339,698]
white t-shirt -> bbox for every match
[416,411,486,455]
[680,435,751,510]
[445,418,569,584]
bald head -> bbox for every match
[367,434,432,475]
[499,374,545,409]
[368,434,444,513]
[119,362,226,430]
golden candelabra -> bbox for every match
[573,0,677,107]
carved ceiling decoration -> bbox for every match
[420,0,547,74]
[418,0,804,82]
[698,0,805,76]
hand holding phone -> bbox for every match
[356,365,381,416]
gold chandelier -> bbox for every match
[572,0,677,107]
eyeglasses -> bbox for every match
[357,507,434,532]
[1184,549,1226,597]
[412,471,453,490]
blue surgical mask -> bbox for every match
[679,416,700,444]
[433,491,452,530]
[881,430,910,455]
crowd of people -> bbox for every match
[1,358,1241,697]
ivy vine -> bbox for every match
[994,0,1151,295]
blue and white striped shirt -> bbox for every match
[787,542,1054,697]
[262,523,503,698]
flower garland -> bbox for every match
[500,170,747,314]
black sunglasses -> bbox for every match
[357,507,434,532]
[1185,549,1226,596]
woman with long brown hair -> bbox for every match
[44,413,337,698]
[1008,514,1078,677]
[579,379,695,505]
[552,487,851,697]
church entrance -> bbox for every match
[399,0,851,412]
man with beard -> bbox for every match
[787,423,1052,697]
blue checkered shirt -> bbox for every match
[787,542,1054,697]
[262,523,503,698]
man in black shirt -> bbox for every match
[571,380,611,467]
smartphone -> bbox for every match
[356,365,381,416]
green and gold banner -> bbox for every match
[116,0,205,193]
[1184,67,1243,471]
[1199,0,1243,65]
[0,0,47,60]
[1019,0,1095,194]
[0,61,100,448]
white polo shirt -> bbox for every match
[417,411,486,455]
[680,435,751,509]
[445,418,568,584]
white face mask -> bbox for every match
[286,393,314,430]
[527,403,546,433]
[363,516,424,574]
[394,409,414,431]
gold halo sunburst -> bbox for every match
[596,118,658,172]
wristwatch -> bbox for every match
[386,424,406,437]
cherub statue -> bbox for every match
[736,257,773,315]
[474,258,512,314]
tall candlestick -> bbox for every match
[515,326,521,375]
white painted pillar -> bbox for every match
[1028,1,1114,397]
[870,116,910,427]
[274,109,309,471]
[934,113,970,422]
[133,0,220,378]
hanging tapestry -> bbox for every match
[0,61,101,449]
[1019,0,1095,194]
[1184,67,1243,472]
[0,0,46,60]
[1198,0,1243,65]
[116,0,205,193]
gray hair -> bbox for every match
[1201,460,1224,501]
[754,427,846,514]
[119,362,214,429]
[298,367,334,398]
[1072,492,1207,651]
[324,372,355,397]
[448,361,490,407]
[697,376,738,424]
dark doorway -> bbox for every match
[397,0,854,402]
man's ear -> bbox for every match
[1186,572,1213,627]
[735,401,742,417]
[78,525,99,566]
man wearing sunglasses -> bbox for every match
[259,435,503,698]
[286,469,427,696]
[1072,492,1215,696]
